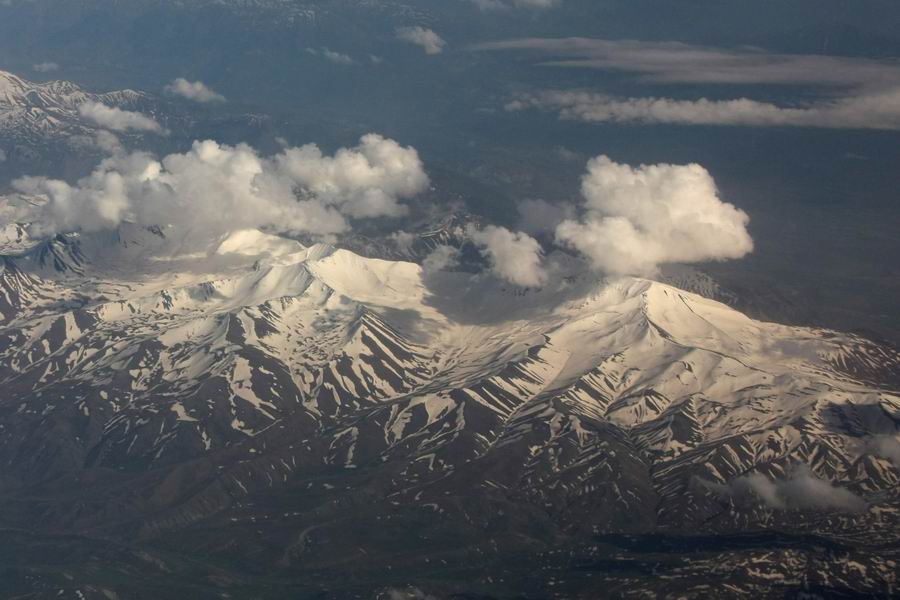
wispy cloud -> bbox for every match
[516,198,575,235]
[869,434,900,464]
[474,38,900,90]
[481,38,900,130]
[422,245,461,274]
[472,0,560,10]
[32,62,59,73]
[508,88,900,130]
[700,466,867,513]
[322,49,355,65]
[306,47,356,65]
[68,130,124,155]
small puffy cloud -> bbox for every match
[508,89,900,131]
[469,225,547,287]
[555,155,753,275]
[396,26,447,55]
[306,48,356,65]
[322,49,355,65]
[422,244,460,273]
[78,102,166,134]
[13,134,429,249]
[473,0,559,10]
[390,230,416,254]
[516,198,574,234]
[164,78,226,103]
[869,434,900,464]
[703,467,867,513]
[33,62,59,73]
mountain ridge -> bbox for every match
[0,225,898,597]
[0,69,148,143]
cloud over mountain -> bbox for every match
[78,101,166,134]
[469,225,547,287]
[555,156,753,275]
[704,467,868,513]
[13,134,428,246]
[422,244,461,274]
[869,435,900,464]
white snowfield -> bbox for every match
[0,222,898,535]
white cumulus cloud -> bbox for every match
[469,225,547,287]
[13,134,429,248]
[273,133,428,218]
[396,26,447,55]
[78,102,166,134]
[165,78,226,103]
[555,156,753,275]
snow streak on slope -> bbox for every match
[0,225,897,550]
[0,69,148,144]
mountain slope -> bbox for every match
[0,226,898,598]
[0,69,149,142]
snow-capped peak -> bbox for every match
[0,222,896,569]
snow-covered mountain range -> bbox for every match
[1,215,898,597]
[0,69,148,146]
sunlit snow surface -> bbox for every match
[0,222,899,596]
